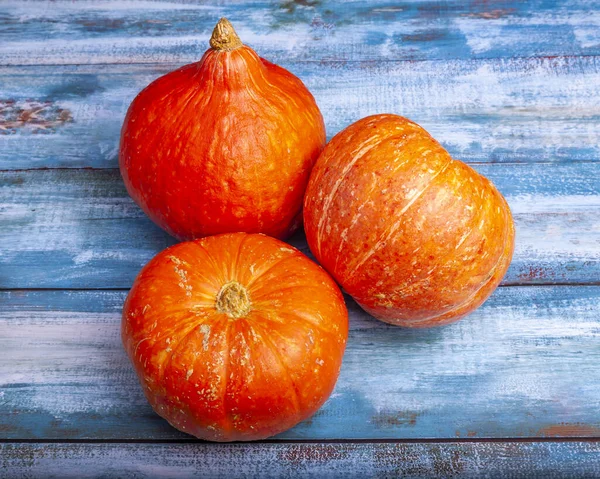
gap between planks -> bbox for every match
[2,438,600,445]
[2,282,600,293]
[5,160,600,173]
[4,53,600,69]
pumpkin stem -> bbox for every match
[210,18,243,51]
[215,281,252,318]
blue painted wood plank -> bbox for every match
[1,56,599,168]
[2,0,600,66]
[1,163,599,289]
[1,286,600,440]
[3,441,600,478]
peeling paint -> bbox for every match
[0,100,72,134]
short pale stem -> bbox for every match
[209,18,243,51]
[215,281,251,319]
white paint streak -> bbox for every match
[73,250,130,265]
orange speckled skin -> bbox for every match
[119,43,325,241]
[304,115,515,328]
[122,233,348,441]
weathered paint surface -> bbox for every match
[2,0,600,65]
[2,0,600,474]
[1,56,600,168]
[1,164,599,288]
[1,286,600,440]
[2,442,600,478]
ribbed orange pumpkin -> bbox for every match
[119,19,325,240]
[122,233,348,441]
[304,114,515,328]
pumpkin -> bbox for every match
[122,233,348,441]
[304,114,515,328]
[119,18,325,241]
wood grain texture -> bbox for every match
[3,441,600,478]
[2,55,600,168]
[1,286,600,440]
[2,0,600,66]
[2,1,600,472]
[1,164,599,289]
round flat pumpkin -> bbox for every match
[122,233,348,441]
[304,114,515,328]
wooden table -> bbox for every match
[2,1,600,477]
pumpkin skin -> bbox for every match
[119,19,325,241]
[304,114,515,328]
[122,233,348,441]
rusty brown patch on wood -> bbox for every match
[0,100,73,134]
[401,31,446,43]
[310,17,334,30]
[537,423,600,437]
[0,443,37,467]
[517,266,547,282]
[462,9,516,19]
[2,175,25,186]
[0,423,20,434]
[432,448,466,477]
[278,444,349,466]
[373,444,430,476]
[281,0,320,13]
[76,18,125,30]
[372,410,420,427]
[416,4,461,19]
[290,0,320,6]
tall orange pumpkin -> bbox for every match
[304,114,515,328]
[122,233,348,441]
[119,19,325,240]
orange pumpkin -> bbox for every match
[119,18,325,241]
[122,233,348,441]
[304,114,515,328]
